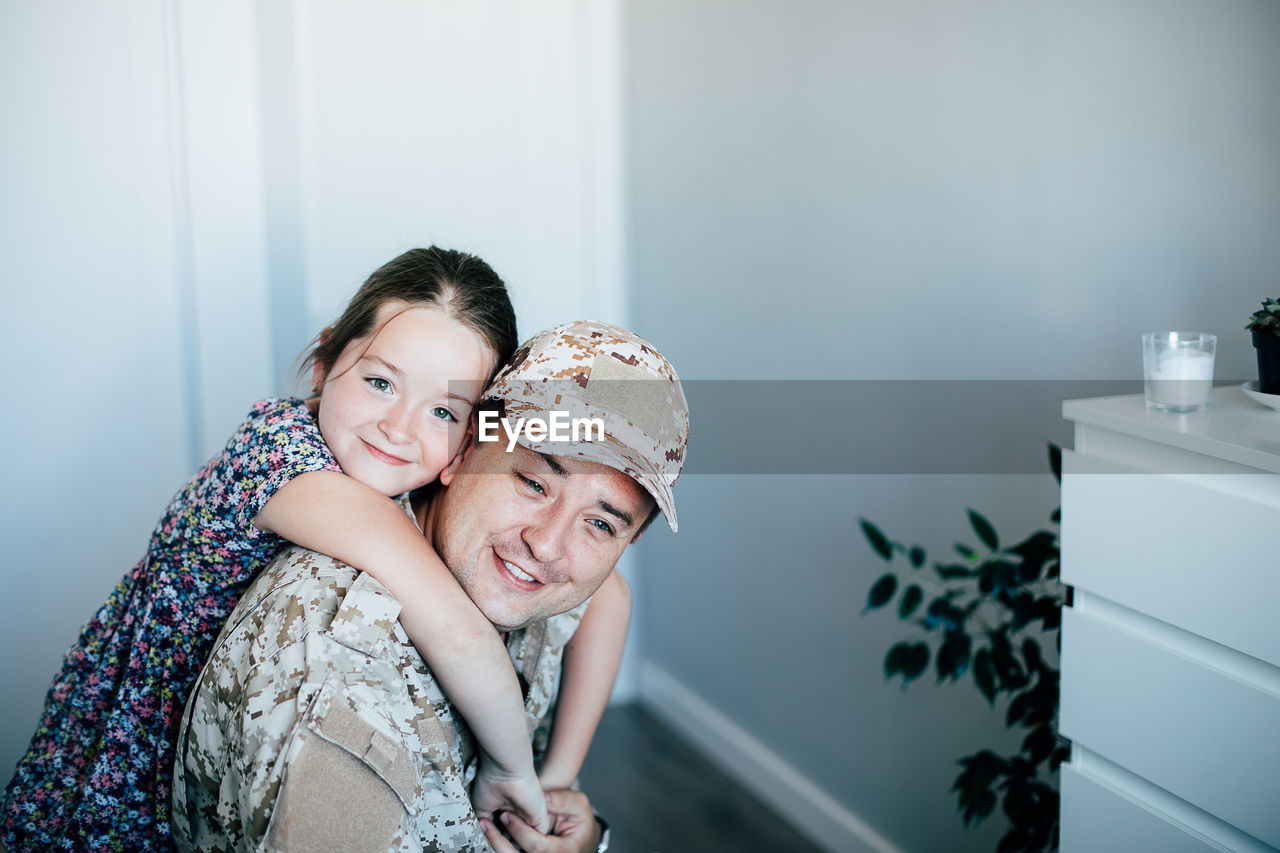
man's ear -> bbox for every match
[311,328,333,393]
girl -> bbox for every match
[1,247,628,852]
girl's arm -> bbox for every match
[538,568,631,791]
[254,469,549,832]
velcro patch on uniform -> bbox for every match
[583,353,669,436]
[314,697,417,810]
[265,729,405,853]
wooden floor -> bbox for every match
[578,704,825,853]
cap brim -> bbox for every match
[517,433,678,533]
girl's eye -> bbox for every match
[432,406,457,423]
[366,377,393,394]
[588,518,615,536]
[517,474,545,495]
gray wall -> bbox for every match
[624,1,1280,851]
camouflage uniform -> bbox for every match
[171,499,583,853]
[173,319,692,853]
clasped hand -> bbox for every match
[479,790,601,853]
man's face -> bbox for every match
[429,438,652,631]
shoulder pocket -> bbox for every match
[264,676,419,853]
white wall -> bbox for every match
[625,1,1280,851]
[0,0,269,779]
[0,0,631,781]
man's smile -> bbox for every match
[492,549,543,590]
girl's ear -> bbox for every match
[438,418,477,486]
[311,328,333,392]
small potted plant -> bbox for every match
[1246,299,1280,395]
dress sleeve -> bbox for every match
[228,398,343,535]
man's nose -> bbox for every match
[521,505,571,568]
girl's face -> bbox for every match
[314,301,496,497]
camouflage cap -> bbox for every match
[483,320,690,532]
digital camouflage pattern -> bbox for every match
[171,502,584,853]
[485,320,689,531]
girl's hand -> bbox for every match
[478,791,603,853]
[472,760,551,835]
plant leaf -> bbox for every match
[1006,690,1037,727]
[1048,443,1062,484]
[1021,638,1042,672]
[900,642,929,685]
[1034,596,1063,630]
[860,518,894,561]
[952,752,1003,828]
[1008,530,1056,565]
[887,642,936,687]
[884,642,908,680]
[925,598,964,631]
[898,584,923,618]
[973,648,997,705]
[989,634,1027,689]
[1009,593,1036,632]
[997,829,1032,853]
[908,545,926,568]
[1021,724,1055,766]
[1002,778,1037,826]
[968,509,1000,551]
[967,790,996,826]
[935,563,972,579]
[936,631,972,682]
[866,573,897,610]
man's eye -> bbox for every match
[432,406,457,423]
[589,518,615,536]
[517,475,545,495]
[366,377,392,393]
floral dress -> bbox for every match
[2,398,342,852]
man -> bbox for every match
[171,321,689,853]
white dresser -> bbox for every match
[1059,387,1280,853]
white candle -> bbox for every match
[1149,349,1213,408]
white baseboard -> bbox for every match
[638,661,904,853]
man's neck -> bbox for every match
[410,489,508,639]
[411,490,437,550]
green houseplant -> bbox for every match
[860,446,1068,852]
[1246,298,1280,395]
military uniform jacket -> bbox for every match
[171,533,584,853]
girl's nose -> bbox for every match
[378,403,414,444]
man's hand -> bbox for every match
[479,790,602,853]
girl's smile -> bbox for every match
[361,439,412,466]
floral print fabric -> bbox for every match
[2,398,341,852]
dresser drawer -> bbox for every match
[1061,450,1280,667]
[1059,604,1280,848]
[1061,764,1228,853]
